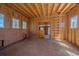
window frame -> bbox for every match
[12,18,20,29]
[70,16,78,29]
[0,13,4,28]
[22,20,27,29]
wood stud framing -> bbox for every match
[6,3,77,18]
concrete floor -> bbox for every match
[0,38,79,56]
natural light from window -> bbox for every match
[0,14,4,28]
[12,18,19,29]
[22,21,27,29]
[71,16,78,28]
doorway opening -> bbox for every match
[39,24,51,39]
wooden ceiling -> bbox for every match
[6,3,77,18]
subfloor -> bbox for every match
[0,38,79,56]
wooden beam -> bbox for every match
[57,3,66,12]
[26,3,39,17]
[34,3,41,17]
[45,3,48,16]
[50,3,60,16]
[18,4,35,17]
[61,3,72,13]
[48,4,54,16]
[41,3,46,17]
[65,4,77,14]
[53,3,60,12]
[6,4,30,18]
[39,4,43,17]
[12,4,32,17]
[0,4,5,8]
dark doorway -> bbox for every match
[39,25,51,39]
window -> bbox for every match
[22,21,27,29]
[0,14,4,28]
[12,18,19,29]
[71,16,78,28]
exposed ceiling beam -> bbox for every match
[53,3,60,12]
[65,4,77,14]
[18,4,35,17]
[48,4,54,16]
[51,3,60,16]
[34,3,41,17]
[61,3,72,13]
[26,4,39,17]
[50,3,60,16]
[12,4,32,17]
[45,4,48,16]
[57,3,66,12]
[41,4,46,17]
[6,4,30,18]
[0,3,5,8]
[39,4,43,17]
[5,3,77,18]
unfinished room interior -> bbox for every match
[0,3,79,56]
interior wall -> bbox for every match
[29,16,65,40]
[65,5,79,46]
[29,4,79,47]
[0,4,30,46]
